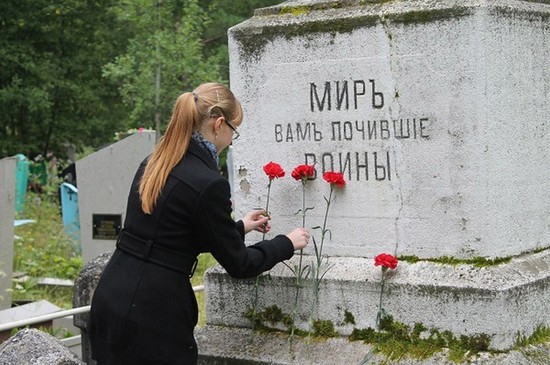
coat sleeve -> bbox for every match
[193,177,294,279]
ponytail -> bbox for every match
[139,83,242,214]
[139,92,198,214]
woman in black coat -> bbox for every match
[89,82,309,364]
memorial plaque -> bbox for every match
[92,214,121,240]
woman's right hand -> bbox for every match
[286,227,309,251]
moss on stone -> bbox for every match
[243,305,297,335]
[385,7,471,25]
[278,5,309,16]
[243,306,344,339]
[398,254,512,267]
[349,314,492,362]
[515,325,550,348]
[344,309,356,325]
[312,319,339,338]
[232,4,474,63]
[490,5,550,24]
[399,245,550,267]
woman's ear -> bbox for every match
[212,116,225,132]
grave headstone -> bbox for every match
[76,131,156,264]
[60,182,80,251]
[0,157,16,310]
[14,154,29,213]
[201,0,550,360]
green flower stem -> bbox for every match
[376,267,387,344]
[308,185,334,335]
[318,186,333,264]
[251,180,273,328]
[290,180,307,344]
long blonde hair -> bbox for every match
[139,82,243,214]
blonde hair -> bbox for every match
[139,82,243,214]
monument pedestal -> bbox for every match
[205,251,550,352]
[196,325,550,365]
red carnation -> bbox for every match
[291,164,315,182]
[374,253,398,270]
[322,171,346,188]
[263,161,285,180]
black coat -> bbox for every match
[89,139,294,364]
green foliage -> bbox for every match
[200,0,285,80]
[13,192,81,280]
[12,191,81,309]
[104,0,219,131]
[191,253,217,326]
[0,0,130,158]
[1,0,285,160]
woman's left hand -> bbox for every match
[242,210,271,235]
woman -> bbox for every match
[89,82,309,364]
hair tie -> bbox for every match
[192,91,198,102]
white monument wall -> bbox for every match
[229,1,549,259]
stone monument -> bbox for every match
[199,0,550,362]
[76,131,156,264]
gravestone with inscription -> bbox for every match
[76,131,156,264]
[199,0,550,362]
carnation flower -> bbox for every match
[322,171,346,188]
[374,253,398,270]
[291,164,315,183]
[263,161,285,180]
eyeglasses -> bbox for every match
[224,119,240,140]
[210,106,240,140]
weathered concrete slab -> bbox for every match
[205,250,550,351]
[196,325,550,365]
[0,328,84,365]
[0,299,61,343]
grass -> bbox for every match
[13,191,81,309]
[12,191,217,325]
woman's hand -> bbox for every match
[286,227,309,251]
[242,210,271,234]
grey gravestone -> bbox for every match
[76,131,156,264]
[0,157,16,310]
